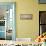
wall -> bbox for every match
[16,0,39,40]
[0,0,46,40]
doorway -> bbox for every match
[0,2,16,40]
[39,11,46,35]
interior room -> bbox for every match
[0,0,46,46]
